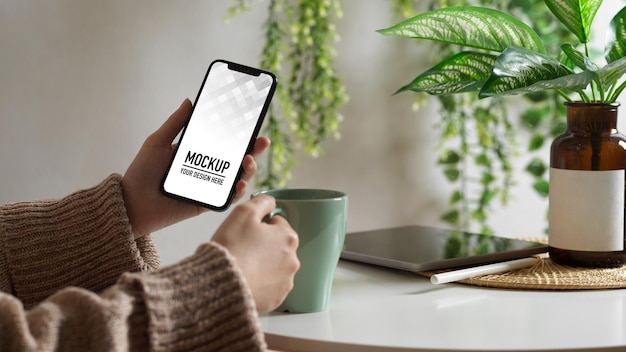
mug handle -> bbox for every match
[263,207,286,223]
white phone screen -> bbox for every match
[162,60,276,210]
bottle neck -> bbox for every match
[565,102,619,136]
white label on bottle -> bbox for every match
[549,168,625,251]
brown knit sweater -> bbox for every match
[0,174,266,351]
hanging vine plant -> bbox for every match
[228,0,595,235]
[227,0,347,188]
[388,0,519,234]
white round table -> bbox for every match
[259,260,626,352]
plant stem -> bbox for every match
[555,89,572,102]
[608,82,617,101]
[459,109,469,229]
[609,81,626,103]
[578,90,591,103]
[584,43,597,102]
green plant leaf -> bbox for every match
[525,158,547,177]
[479,190,497,206]
[528,133,545,151]
[438,95,457,113]
[479,46,594,98]
[450,190,463,204]
[605,6,626,63]
[438,150,461,164]
[480,172,495,186]
[561,43,598,71]
[598,54,626,89]
[377,6,545,54]
[441,210,460,224]
[444,168,460,182]
[396,52,496,95]
[475,153,491,166]
[521,106,548,129]
[471,208,487,222]
[524,91,551,103]
[532,180,550,197]
[551,121,568,136]
[544,0,603,43]
[441,119,459,138]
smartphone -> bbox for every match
[161,60,277,211]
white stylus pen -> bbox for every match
[430,257,540,285]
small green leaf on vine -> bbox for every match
[475,153,491,166]
[480,172,495,186]
[441,210,460,225]
[438,150,461,164]
[528,133,545,151]
[533,180,550,197]
[525,158,547,177]
[479,190,497,205]
[550,122,567,136]
[521,107,546,129]
[443,168,460,181]
[471,208,487,222]
[450,190,463,204]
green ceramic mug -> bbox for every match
[253,188,348,313]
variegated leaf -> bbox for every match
[605,6,626,63]
[396,52,497,95]
[598,55,626,87]
[479,47,593,98]
[378,6,545,54]
[561,43,598,71]
[544,0,602,43]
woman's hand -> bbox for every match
[211,195,300,312]
[122,99,270,239]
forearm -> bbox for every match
[0,242,265,352]
[0,174,160,307]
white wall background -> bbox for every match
[1,1,621,265]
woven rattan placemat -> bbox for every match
[418,238,626,290]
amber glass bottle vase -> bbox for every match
[549,102,626,268]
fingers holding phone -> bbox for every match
[161,60,277,211]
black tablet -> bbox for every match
[340,225,548,272]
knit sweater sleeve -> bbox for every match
[0,242,266,351]
[0,174,160,308]
[0,175,266,351]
